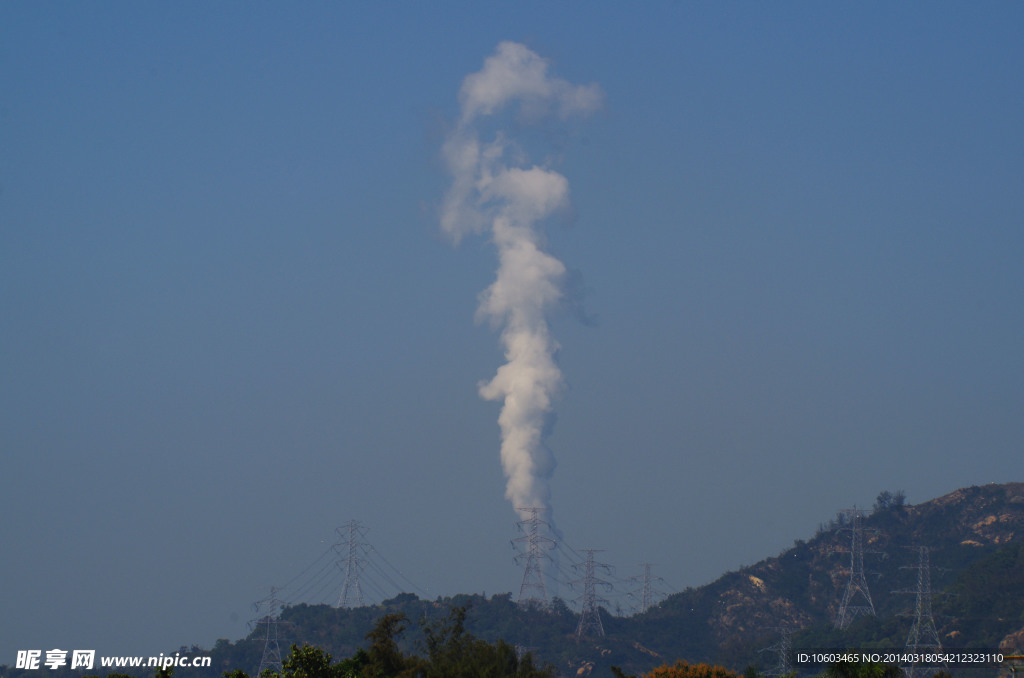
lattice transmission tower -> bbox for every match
[335,520,368,609]
[513,507,556,606]
[896,546,945,678]
[572,549,614,641]
[759,627,794,678]
[251,587,289,678]
[628,562,668,614]
[833,507,880,630]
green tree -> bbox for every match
[873,490,906,514]
[251,644,368,678]
[280,645,338,678]
[362,613,417,678]
[419,606,552,678]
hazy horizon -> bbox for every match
[2,2,1022,662]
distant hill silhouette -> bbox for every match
[4,483,1022,678]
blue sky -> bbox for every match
[2,1,1022,662]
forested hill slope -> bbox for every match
[637,482,1024,670]
[190,482,1024,677]
[3,483,1022,678]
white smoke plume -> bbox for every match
[441,42,602,519]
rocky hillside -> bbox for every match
[633,482,1024,671]
[4,483,1022,678]
[230,482,1024,676]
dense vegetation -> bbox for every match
[3,484,1022,678]
[222,607,555,678]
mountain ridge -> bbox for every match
[4,483,1022,678]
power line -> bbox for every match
[272,523,426,609]
[279,545,335,593]
[366,545,431,598]
[286,557,339,605]
[549,540,591,599]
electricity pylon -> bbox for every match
[760,627,794,678]
[335,520,368,609]
[572,549,614,640]
[251,587,288,678]
[833,507,879,630]
[513,507,556,606]
[895,546,945,678]
[628,562,667,614]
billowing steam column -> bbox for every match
[440,43,602,529]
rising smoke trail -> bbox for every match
[441,42,602,519]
